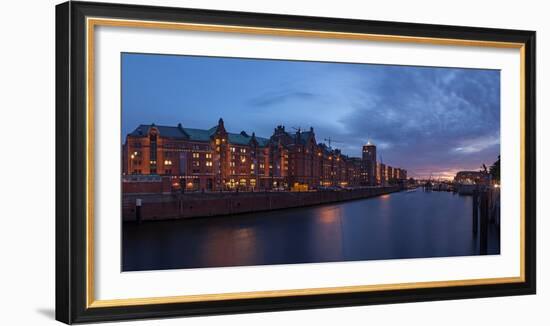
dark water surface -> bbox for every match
[122,190,500,271]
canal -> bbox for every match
[122,189,500,271]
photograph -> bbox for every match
[51,1,537,323]
[121,53,502,272]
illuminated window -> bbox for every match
[205,153,212,159]
[206,161,213,167]
[230,147,236,153]
[192,152,200,158]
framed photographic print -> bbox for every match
[55,1,536,324]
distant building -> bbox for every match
[376,162,386,185]
[362,141,377,186]
[454,171,490,185]
[122,119,407,191]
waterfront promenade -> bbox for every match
[123,186,401,221]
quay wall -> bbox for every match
[122,186,401,221]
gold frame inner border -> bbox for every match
[85,17,526,309]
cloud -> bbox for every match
[326,66,500,176]
[248,90,316,107]
[243,65,500,178]
[453,134,500,154]
[123,53,500,178]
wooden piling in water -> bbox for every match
[135,198,142,224]
[472,189,478,235]
[479,190,489,255]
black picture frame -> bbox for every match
[56,1,536,324]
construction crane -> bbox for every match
[323,137,343,148]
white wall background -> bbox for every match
[0,0,546,325]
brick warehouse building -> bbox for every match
[122,119,407,192]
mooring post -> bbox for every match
[472,189,478,235]
[493,190,498,224]
[487,188,493,223]
[135,198,142,224]
[479,190,488,255]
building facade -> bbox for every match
[122,119,407,191]
[362,142,377,186]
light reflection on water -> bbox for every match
[122,190,500,271]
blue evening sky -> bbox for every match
[122,53,500,179]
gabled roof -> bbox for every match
[128,124,271,146]
[128,124,217,142]
[128,124,186,138]
[227,132,249,145]
[256,137,270,147]
[182,126,217,142]
[227,132,270,147]
[291,131,315,146]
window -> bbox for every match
[149,133,157,174]
[205,153,212,159]
[206,161,213,167]
[193,161,200,167]
[192,152,200,159]
[230,147,236,153]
